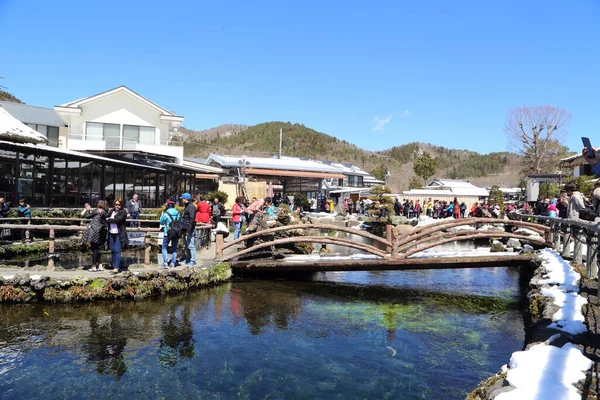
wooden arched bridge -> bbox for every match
[215,218,553,272]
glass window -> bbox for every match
[104,124,120,149]
[115,167,125,201]
[0,149,17,202]
[52,158,67,206]
[47,126,59,147]
[86,122,103,140]
[66,159,80,207]
[34,155,48,206]
[139,126,155,144]
[18,152,35,202]
[105,165,115,204]
[123,125,139,150]
[37,125,48,137]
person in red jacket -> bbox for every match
[232,196,245,240]
[195,196,211,224]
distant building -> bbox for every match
[524,173,563,202]
[401,178,489,204]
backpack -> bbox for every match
[166,212,182,239]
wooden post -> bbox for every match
[385,224,393,254]
[588,232,599,280]
[47,228,55,271]
[561,224,571,259]
[553,221,561,252]
[144,233,151,268]
[26,219,31,243]
[573,227,583,264]
[215,232,224,258]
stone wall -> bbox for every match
[0,263,232,303]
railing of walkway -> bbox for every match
[511,213,600,280]
[0,217,212,270]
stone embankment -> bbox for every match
[0,263,232,303]
[467,250,599,399]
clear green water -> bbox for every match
[0,267,524,399]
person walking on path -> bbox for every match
[127,193,142,228]
[195,196,211,224]
[160,196,180,268]
[82,200,108,272]
[106,198,129,273]
[232,196,245,240]
[180,193,197,266]
[211,197,224,224]
[17,198,32,242]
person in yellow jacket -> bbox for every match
[327,198,335,213]
[426,198,434,217]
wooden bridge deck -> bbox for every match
[229,254,535,272]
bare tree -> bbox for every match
[505,106,571,174]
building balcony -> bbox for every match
[67,135,183,162]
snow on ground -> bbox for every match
[497,342,594,400]
[496,248,593,399]
[283,254,382,262]
[410,247,518,258]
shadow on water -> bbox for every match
[0,274,524,399]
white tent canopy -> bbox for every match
[0,106,48,144]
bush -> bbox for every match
[293,193,310,210]
[207,190,229,205]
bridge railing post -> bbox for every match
[561,224,571,259]
[215,232,224,258]
[553,221,561,252]
[144,232,152,268]
[385,224,393,254]
[586,231,598,279]
[573,226,583,264]
[47,228,55,271]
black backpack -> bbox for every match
[166,212,182,240]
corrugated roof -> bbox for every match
[0,101,65,127]
[207,154,344,173]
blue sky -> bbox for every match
[1,0,599,154]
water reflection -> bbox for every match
[0,274,524,399]
[84,315,128,379]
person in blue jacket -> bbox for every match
[17,198,32,242]
[159,196,181,268]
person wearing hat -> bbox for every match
[159,196,181,268]
[180,192,197,266]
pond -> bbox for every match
[0,264,525,399]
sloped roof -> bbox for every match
[57,86,182,117]
[427,179,478,188]
[0,101,65,127]
[0,106,48,144]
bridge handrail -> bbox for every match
[220,223,390,251]
[219,235,388,262]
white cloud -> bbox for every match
[372,109,410,131]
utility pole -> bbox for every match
[279,128,282,158]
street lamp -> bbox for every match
[238,156,251,199]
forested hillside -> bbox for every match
[182,121,523,191]
[0,89,23,103]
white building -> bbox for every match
[401,178,489,204]
[54,86,185,162]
